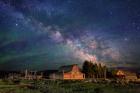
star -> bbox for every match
[124,37,128,41]
[15,23,18,26]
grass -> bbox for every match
[0,79,139,93]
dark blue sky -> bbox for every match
[0,0,140,70]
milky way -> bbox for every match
[0,0,140,70]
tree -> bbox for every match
[102,66,107,79]
[82,60,90,78]
[82,60,94,78]
[92,63,98,78]
[98,63,102,78]
[82,60,108,79]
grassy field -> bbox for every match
[0,79,139,93]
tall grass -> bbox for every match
[0,79,140,93]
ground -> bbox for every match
[0,79,140,93]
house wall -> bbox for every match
[63,73,85,80]
[125,76,137,81]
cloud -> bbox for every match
[50,31,64,43]
[66,39,98,63]
[75,51,97,62]
[88,40,98,49]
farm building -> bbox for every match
[115,70,137,81]
[50,64,85,80]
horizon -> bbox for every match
[0,64,139,72]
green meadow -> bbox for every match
[0,79,139,93]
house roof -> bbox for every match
[117,70,137,76]
[58,64,78,73]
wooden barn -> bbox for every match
[50,64,85,80]
[115,70,137,81]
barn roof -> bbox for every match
[58,64,78,73]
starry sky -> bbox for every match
[0,0,140,71]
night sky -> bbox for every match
[0,0,140,70]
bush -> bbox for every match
[94,88,104,93]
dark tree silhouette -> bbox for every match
[82,60,107,79]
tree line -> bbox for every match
[82,60,107,78]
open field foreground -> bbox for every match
[0,79,140,93]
